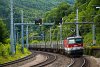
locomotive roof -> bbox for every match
[67,36,82,40]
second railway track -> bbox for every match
[68,57,88,67]
[31,51,57,67]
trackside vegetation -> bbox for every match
[0,43,31,64]
[0,19,31,64]
[84,46,100,58]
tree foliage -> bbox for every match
[44,2,71,24]
[0,19,8,43]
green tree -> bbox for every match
[44,2,71,24]
[0,19,8,43]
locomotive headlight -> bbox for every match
[68,48,72,51]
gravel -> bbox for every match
[94,58,100,67]
[45,53,70,67]
[84,55,100,67]
[19,54,47,67]
[45,54,100,67]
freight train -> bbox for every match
[29,36,84,56]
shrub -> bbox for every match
[0,44,31,64]
[95,53,100,58]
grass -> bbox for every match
[0,43,31,64]
[30,40,39,44]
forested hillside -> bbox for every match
[0,0,100,45]
[43,0,100,45]
[0,0,74,29]
[0,0,74,44]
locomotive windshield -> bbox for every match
[75,38,83,43]
[68,39,75,44]
[68,38,83,44]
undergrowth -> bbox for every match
[0,43,31,64]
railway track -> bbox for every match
[0,52,36,67]
[31,51,57,67]
[67,57,88,67]
[0,50,90,67]
[0,51,57,67]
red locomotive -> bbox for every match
[63,36,84,56]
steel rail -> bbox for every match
[67,58,75,67]
[81,58,86,67]
[67,57,86,67]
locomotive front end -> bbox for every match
[63,36,84,56]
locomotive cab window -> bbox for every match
[68,38,83,44]
[68,39,75,44]
[75,38,83,43]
